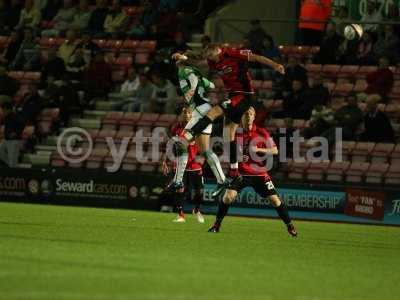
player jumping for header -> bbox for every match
[208,107,297,237]
[169,51,227,195]
[174,44,285,198]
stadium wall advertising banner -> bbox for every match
[201,183,400,226]
[0,168,399,226]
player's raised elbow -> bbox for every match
[271,147,278,155]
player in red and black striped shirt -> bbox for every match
[182,44,285,197]
[208,107,297,237]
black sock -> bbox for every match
[275,202,291,225]
[193,189,203,212]
[190,116,212,136]
[229,141,238,165]
[175,192,185,215]
[215,201,230,226]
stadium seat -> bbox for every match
[332,140,355,161]
[102,112,124,130]
[137,113,159,127]
[121,39,139,50]
[23,72,41,83]
[323,81,336,94]
[351,142,375,162]
[333,83,354,96]
[120,112,141,127]
[95,129,117,142]
[305,64,322,75]
[353,79,368,93]
[115,130,134,142]
[321,64,340,78]
[337,65,359,79]
[288,161,309,180]
[156,114,177,127]
[365,163,389,184]
[345,162,370,183]
[370,143,395,163]
[390,144,400,164]
[325,161,350,182]
[384,164,400,186]
[306,161,330,182]
[135,52,149,64]
[50,154,66,168]
[357,66,378,78]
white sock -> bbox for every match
[230,163,238,169]
[174,153,188,184]
[205,151,226,184]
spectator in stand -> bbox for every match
[373,25,399,63]
[85,51,112,99]
[41,48,66,83]
[303,104,334,138]
[0,101,25,168]
[87,0,109,36]
[245,19,270,54]
[55,74,80,126]
[79,32,101,60]
[128,0,158,38]
[17,0,41,29]
[41,0,77,37]
[0,0,10,34]
[104,0,130,38]
[331,5,352,37]
[130,72,154,112]
[17,83,42,125]
[6,0,22,32]
[0,64,19,104]
[110,67,140,110]
[262,35,280,61]
[41,0,62,22]
[10,27,40,71]
[66,48,88,81]
[360,95,394,143]
[361,0,382,32]
[306,73,330,106]
[366,56,394,101]
[0,30,24,66]
[150,72,177,114]
[314,22,342,64]
[283,57,308,93]
[321,93,363,142]
[355,31,375,65]
[299,0,333,46]
[281,79,309,119]
[58,29,81,66]
[71,0,92,32]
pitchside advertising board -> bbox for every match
[0,168,399,225]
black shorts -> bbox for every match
[220,94,253,124]
[183,169,204,190]
[229,176,277,197]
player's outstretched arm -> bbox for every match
[250,146,279,155]
[248,53,285,75]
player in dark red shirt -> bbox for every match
[182,44,285,197]
[208,107,297,237]
[163,106,205,223]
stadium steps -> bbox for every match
[22,154,51,166]
[83,110,107,119]
[35,145,58,152]
[17,163,32,168]
[69,118,102,129]
[95,101,119,111]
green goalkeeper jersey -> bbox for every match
[178,65,214,109]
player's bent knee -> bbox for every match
[223,189,237,204]
[269,195,281,207]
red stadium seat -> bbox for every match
[305,64,322,75]
[121,39,139,50]
[353,79,368,93]
[326,161,350,182]
[156,114,178,127]
[306,161,330,182]
[370,143,395,163]
[120,112,141,127]
[390,144,400,164]
[351,142,375,162]
[288,161,310,180]
[384,164,400,185]
[137,113,159,126]
[333,83,354,96]
[333,141,355,161]
[338,65,359,79]
[321,64,340,78]
[365,163,389,184]
[345,162,370,183]
[357,66,378,78]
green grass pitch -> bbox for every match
[0,202,399,300]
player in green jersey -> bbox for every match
[169,51,227,193]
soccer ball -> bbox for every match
[344,24,364,40]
